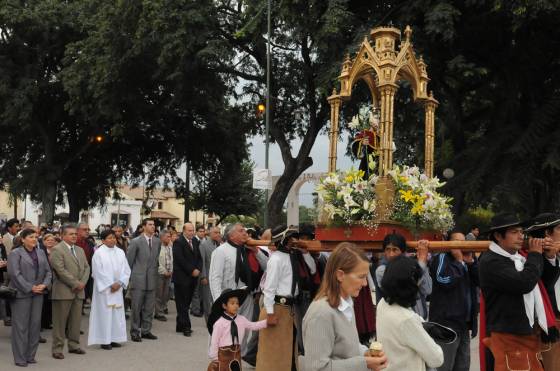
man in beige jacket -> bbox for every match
[155,230,173,321]
[50,224,90,359]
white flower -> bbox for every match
[343,194,358,208]
[349,115,360,129]
[354,181,367,193]
[323,204,336,219]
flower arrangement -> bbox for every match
[348,104,379,132]
[315,167,378,227]
[388,165,454,233]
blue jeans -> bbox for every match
[437,328,470,371]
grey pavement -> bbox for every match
[0,303,217,371]
[0,303,480,371]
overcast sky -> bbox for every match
[249,133,358,206]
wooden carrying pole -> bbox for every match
[247,239,491,253]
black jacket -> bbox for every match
[0,242,6,284]
[542,255,560,316]
[428,253,479,336]
[172,234,202,285]
[479,249,543,335]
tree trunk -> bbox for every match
[41,180,57,224]
[67,188,81,222]
[267,157,313,227]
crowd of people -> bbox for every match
[0,212,558,371]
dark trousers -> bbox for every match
[174,280,196,332]
[437,328,470,371]
[5,298,11,321]
[85,276,93,301]
[189,278,203,315]
[41,295,52,329]
[243,295,262,364]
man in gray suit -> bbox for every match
[50,224,90,359]
[199,226,222,321]
[126,218,161,342]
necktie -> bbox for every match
[70,246,78,260]
[221,314,239,345]
[188,239,193,251]
[148,238,152,249]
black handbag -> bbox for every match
[422,321,457,344]
[0,285,17,300]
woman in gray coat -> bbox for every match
[8,228,52,367]
[302,242,388,371]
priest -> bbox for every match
[88,229,131,350]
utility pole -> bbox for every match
[183,161,190,224]
[264,0,272,228]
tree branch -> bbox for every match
[210,66,265,83]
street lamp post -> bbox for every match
[264,0,271,228]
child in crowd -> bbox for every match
[207,288,276,371]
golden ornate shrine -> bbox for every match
[327,25,438,178]
[246,25,491,252]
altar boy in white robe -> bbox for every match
[88,229,131,350]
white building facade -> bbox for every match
[23,194,142,230]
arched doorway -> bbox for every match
[271,172,326,226]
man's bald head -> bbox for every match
[183,222,195,239]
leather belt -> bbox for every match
[274,295,296,306]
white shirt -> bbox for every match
[338,296,354,323]
[209,241,268,301]
[263,251,317,314]
[143,234,153,247]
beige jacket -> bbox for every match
[2,233,15,254]
[50,241,90,300]
[158,244,173,275]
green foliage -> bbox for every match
[222,215,257,226]
[0,0,254,222]
[299,205,317,224]
[3,0,560,227]
[456,205,495,233]
[188,161,264,222]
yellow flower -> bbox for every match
[357,170,365,179]
[411,199,424,215]
[345,175,354,183]
[399,190,415,203]
[399,176,408,184]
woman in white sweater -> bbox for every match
[376,255,444,371]
[301,242,388,371]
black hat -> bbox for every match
[525,213,560,234]
[207,288,249,335]
[487,213,524,232]
[271,225,299,246]
[298,224,315,239]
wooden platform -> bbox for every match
[247,239,491,252]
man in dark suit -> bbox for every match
[189,225,206,317]
[126,218,161,342]
[172,222,202,336]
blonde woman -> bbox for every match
[302,242,388,371]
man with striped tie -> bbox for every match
[50,224,90,359]
[126,218,161,342]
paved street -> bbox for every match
[0,304,217,371]
[0,303,480,371]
